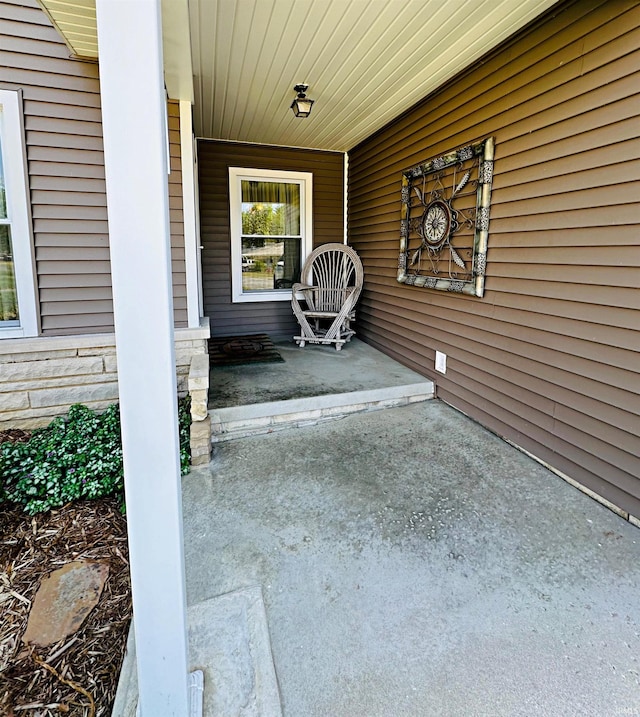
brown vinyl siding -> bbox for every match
[167,100,187,326]
[348,0,640,517]
[198,140,344,339]
[0,0,187,334]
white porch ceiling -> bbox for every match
[188,0,559,151]
[39,0,560,152]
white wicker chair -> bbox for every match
[292,243,364,350]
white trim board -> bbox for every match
[0,89,39,339]
[228,167,313,304]
[180,100,203,328]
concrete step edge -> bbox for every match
[111,587,282,717]
[210,384,435,443]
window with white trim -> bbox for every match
[229,167,312,303]
[0,90,38,338]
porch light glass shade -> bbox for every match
[290,96,314,118]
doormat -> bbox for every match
[209,334,285,367]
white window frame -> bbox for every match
[229,167,313,303]
[0,90,38,338]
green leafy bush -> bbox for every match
[1,397,192,515]
[178,394,191,475]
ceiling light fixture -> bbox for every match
[290,84,315,118]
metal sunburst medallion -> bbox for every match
[421,200,455,250]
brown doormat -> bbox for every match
[209,334,285,367]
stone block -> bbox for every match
[0,349,78,364]
[224,416,273,432]
[29,382,120,409]
[0,392,30,411]
[0,415,53,431]
[191,404,209,422]
[175,348,199,367]
[22,561,109,647]
[408,392,434,403]
[176,375,188,393]
[0,356,104,382]
[272,409,322,425]
[103,354,118,374]
[78,346,115,357]
[175,339,196,349]
[188,354,210,391]
[190,415,211,442]
[190,389,209,421]
[190,389,208,406]
[0,399,117,431]
[3,373,119,394]
[191,444,211,459]
[191,451,211,467]
[0,333,115,355]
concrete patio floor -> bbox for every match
[208,337,432,409]
[207,338,435,443]
[183,398,640,716]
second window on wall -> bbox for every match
[229,167,313,303]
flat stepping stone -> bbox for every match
[22,560,109,647]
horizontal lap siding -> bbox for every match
[168,100,187,327]
[348,0,640,517]
[0,0,187,334]
[198,140,344,339]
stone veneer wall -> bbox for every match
[0,324,209,430]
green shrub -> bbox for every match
[178,394,191,475]
[1,397,192,515]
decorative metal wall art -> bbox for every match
[398,137,495,297]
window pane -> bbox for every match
[241,181,300,236]
[0,225,19,322]
[0,133,7,219]
[241,236,301,291]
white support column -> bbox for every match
[95,2,189,716]
[180,99,202,327]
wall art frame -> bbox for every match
[397,136,495,297]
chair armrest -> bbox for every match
[292,283,317,293]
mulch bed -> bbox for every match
[209,333,285,367]
[0,429,32,445]
[0,486,132,716]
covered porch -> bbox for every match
[117,365,640,715]
[30,0,640,713]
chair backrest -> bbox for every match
[300,243,364,312]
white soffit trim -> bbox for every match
[37,0,99,59]
[39,0,195,103]
[162,0,194,102]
